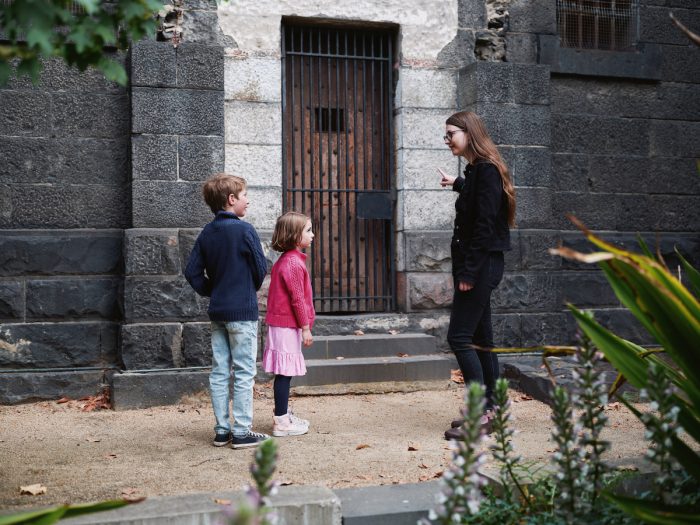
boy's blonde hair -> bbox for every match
[271,211,310,252]
[202,173,247,214]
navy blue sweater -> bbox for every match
[184,211,268,322]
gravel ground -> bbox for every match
[0,385,650,510]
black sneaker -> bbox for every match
[231,430,271,449]
[212,432,231,447]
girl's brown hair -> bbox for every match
[446,111,516,227]
[271,211,310,252]
[202,173,246,214]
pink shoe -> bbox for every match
[272,414,309,437]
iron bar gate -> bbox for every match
[281,22,396,313]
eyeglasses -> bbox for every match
[443,129,465,143]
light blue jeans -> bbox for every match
[210,320,258,437]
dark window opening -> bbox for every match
[557,0,639,51]
[314,107,345,133]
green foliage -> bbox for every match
[0,0,164,85]
[0,499,136,525]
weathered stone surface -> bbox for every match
[660,43,700,84]
[474,102,551,146]
[556,271,619,308]
[179,229,202,270]
[178,135,225,181]
[224,101,281,145]
[132,134,178,181]
[26,278,121,320]
[225,144,282,187]
[520,312,577,346]
[124,277,209,322]
[438,28,477,69]
[182,10,236,46]
[551,77,657,119]
[0,231,122,276]
[552,153,592,193]
[552,114,650,156]
[492,272,559,311]
[17,54,126,93]
[0,282,23,320]
[399,189,455,231]
[397,108,451,150]
[508,0,557,34]
[459,0,486,28]
[492,313,522,347]
[518,231,562,271]
[650,120,700,158]
[398,68,456,109]
[52,93,130,138]
[408,273,452,310]
[505,33,538,64]
[182,322,212,367]
[0,370,106,404]
[177,44,224,91]
[110,369,211,409]
[130,39,177,88]
[132,88,224,135]
[398,148,460,190]
[592,308,657,346]
[641,6,700,46]
[500,146,551,187]
[0,137,129,185]
[224,56,280,102]
[125,229,181,275]
[459,62,550,106]
[131,180,212,228]
[652,82,700,121]
[552,192,620,231]
[245,187,282,230]
[0,322,118,368]
[514,187,552,229]
[0,91,51,136]
[120,323,183,369]
[0,184,128,229]
[404,231,452,272]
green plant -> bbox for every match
[0,500,138,525]
[0,0,164,86]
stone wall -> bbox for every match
[0,55,128,402]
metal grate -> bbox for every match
[281,23,396,313]
[557,0,640,51]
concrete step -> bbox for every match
[293,354,456,387]
[304,333,437,360]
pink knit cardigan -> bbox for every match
[265,250,315,329]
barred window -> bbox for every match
[557,0,640,51]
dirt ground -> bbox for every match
[0,385,650,510]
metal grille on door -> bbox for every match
[282,23,396,313]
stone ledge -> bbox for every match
[0,369,107,404]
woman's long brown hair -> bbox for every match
[446,111,516,227]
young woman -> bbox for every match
[438,111,516,441]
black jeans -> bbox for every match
[447,251,505,409]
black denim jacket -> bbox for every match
[451,161,511,285]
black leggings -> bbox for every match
[447,252,504,410]
[273,374,292,416]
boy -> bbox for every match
[185,173,269,449]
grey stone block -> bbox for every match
[437,29,477,69]
[178,135,225,181]
[552,114,649,156]
[491,272,558,311]
[0,137,129,185]
[181,10,235,46]
[176,44,224,90]
[0,184,128,229]
[592,308,657,346]
[458,0,487,28]
[521,312,577,346]
[0,231,122,276]
[653,82,700,121]
[0,91,51,136]
[500,146,551,187]
[552,192,619,230]
[131,88,224,135]
[641,6,700,46]
[132,134,178,181]
[124,276,209,322]
[404,231,452,272]
[110,369,208,409]
[514,187,552,229]
[120,323,183,369]
[660,43,700,83]
[182,322,211,367]
[0,322,118,368]
[304,333,437,360]
[178,229,201,269]
[26,278,121,320]
[338,481,440,525]
[408,273,453,310]
[0,281,24,320]
[638,195,700,232]
[130,39,177,88]
[125,229,181,275]
[476,102,551,146]
[552,153,592,192]
[504,229,522,272]
[131,180,213,228]
[493,313,522,347]
[459,62,550,106]
[0,370,106,404]
[556,271,620,308]
[508,0,557,34]
[506,33,538,64]
[650,120,700,157]
[519,231,563,270]
[51,93,129,138]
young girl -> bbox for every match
[263,211,315,437]
[438,111,516,440]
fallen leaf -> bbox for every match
[336,356,345,360]
[56,397,71,404]
[356,444,370,450]
[86,438,101,443]
[519,394,533,401]
[354,330,364,336]
[397,352,409,358]
[418,463,429,469]
[408,444,419,451]
[419,474,431,482]
[105,453,118,459]
[121,488,138,496]
[356,474,371,480]
[213,498,232,505]
[279,480,294,486]
[450,369,464,384]
[388,329,398,335]
[433,470,444,478]
[20,484,46,496]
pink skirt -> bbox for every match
[262,326,307,376]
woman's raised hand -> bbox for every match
[438,167,455,187]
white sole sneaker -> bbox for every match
[272,425,309,437]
